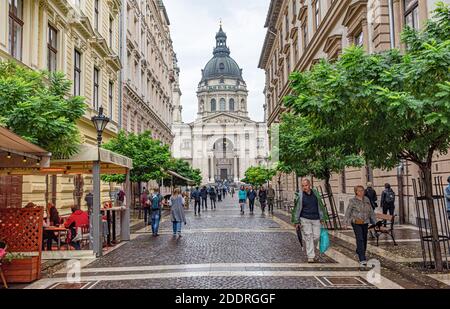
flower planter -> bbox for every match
[2,256,41,283]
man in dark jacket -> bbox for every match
[200,186,208,211]
[191,187,201,215]
[267,184,275,214]
[209,186,217,209]
[247,186,257,215]
[380,183,395,216]
[258,186,268,213]
[364,182,378,210]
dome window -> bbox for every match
[219,63,225,71]
[229,98,235,111]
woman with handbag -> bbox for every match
[343,185,377,267]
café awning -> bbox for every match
[0,126,51,174]
[166,170,195,185]
[48,143,133,175]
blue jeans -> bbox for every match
[151,211,161,235]
[172,221,182,235]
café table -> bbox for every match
[44,226,69,250]
[101,206,126,246]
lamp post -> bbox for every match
[91,107,110,257]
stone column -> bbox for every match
[234,155,238,182]
[211,156,215,183]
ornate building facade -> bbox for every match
[121,0,178,145]
[0,0,122,211]
[172,26,268,184]
[259,0,450,224]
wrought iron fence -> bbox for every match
[412,176,450,271]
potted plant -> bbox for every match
[0,240,38,283]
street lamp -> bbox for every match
[90,106,110,257]
[91,106,110,147]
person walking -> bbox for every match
[258,186,268,214]
[200,186,208,211]
[231,187,235,198]
[380,183,395,226]
[267,184,275,214]
[217,185,222,202]
[238,185,247,215]
[343,185,377,267]
[223,186,227,198]
[445,176,450,220]
[209,186,217,210]
[149,188,162,237]
[141,188,150,226]
[191,187,201,216]
[247,186,257,215]
[171,188,187,238]
[364,182,378,210]
[292,179,329,263]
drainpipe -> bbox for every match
[118,1,126,129]
[388,0,395,49]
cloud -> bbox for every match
[164,0,270,123]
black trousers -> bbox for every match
[194,200,201,214]
[352,223,369,262]
[249,199,255,212]
[201,198,208,209]
[382,202,395,216]
[42,230,58,251]
[210,198,216,209]
[260,200,267,212]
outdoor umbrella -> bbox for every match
[296,225,304,248]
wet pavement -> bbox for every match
[23,194,450,289]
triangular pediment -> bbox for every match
[192,112,256,125]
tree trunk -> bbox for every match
[420,164,443,271]
[324,174,338,230]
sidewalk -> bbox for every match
[272,207,450,289]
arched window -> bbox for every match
[229,98,235,111]
[211,99,216,112]
[220,98,226,111]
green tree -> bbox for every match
[242,166,276,187]
[279,113,363,228]
[0,61,85,159]
[101,130,172,184]
[285,3,450,270]
[167,158,202,186]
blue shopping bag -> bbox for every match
[319,227,330,254]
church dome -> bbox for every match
[200,25,244,83]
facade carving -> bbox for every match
[122,0,177,145]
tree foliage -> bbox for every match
[101,131,172,183]
[166,158,202,186]
[284,2,450,175]
[278,113,363,182]
[242,166,276,186]
[0,61,85,159]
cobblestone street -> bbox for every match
[25,194,449,290]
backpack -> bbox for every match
[151,194,161,210]
[385,190,395,203]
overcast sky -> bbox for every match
[164,0,270,123]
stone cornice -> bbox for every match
[342,0,367,35]
[323,34,343,60]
